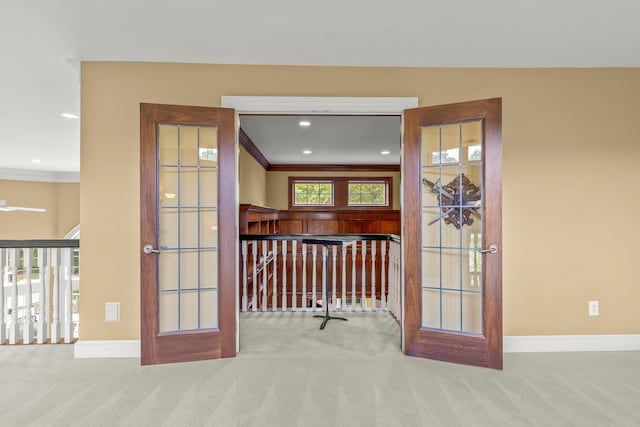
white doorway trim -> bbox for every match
[221,96,419,354]
[221,96,418,115]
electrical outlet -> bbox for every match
[588,300,599,316]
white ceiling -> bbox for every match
[1,0,639,174]
[241,116,401,164]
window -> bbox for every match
[467,144,482,161]
[288,176,392,210]
[348,181,387,206]
[199,147,217,162]
[431,145,482,163]
[432,148,459,164]
[292,181,333,206]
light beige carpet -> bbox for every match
[0,312,639,426]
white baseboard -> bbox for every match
[72,335,640,358]
[74,340,140,358]
[504,335,640,353]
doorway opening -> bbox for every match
[222,96,417,355]
[236,113,403,355]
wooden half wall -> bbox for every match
[279,210,400,235]
[240,204,400,236]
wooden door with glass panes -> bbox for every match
[403,98,502,369]
[140,103,236,365]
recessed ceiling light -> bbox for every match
[32,159,42,164]
[381,150,390,155]
[61,113,79,119]
[302,150,312,155]
[299,120,311,127]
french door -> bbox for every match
[403,98,502,369]
[140,103,236,365]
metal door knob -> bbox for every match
[143,244,160,254]
[479,244,498,254]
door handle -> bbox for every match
[143,244,160,254]
[478,244,498,254]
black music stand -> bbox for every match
[302,237,348,330]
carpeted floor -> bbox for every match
[0,312,639,426]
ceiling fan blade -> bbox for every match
[0,199,46,212]
[0,206,46,212]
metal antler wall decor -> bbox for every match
[422,174,481,229]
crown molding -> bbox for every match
[0,168,79,183]
[268,164,400,172]
[239,127,270,169]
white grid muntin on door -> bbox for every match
[158,124,219,332]
[420,121,483,334]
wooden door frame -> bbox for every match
[403,98,502,369]
[221,96,418,353]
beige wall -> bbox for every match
[239,147,267,206]
[0,180,79,239]
[267,171,400,210]
[81,62,640,340]
[56,183,81,237]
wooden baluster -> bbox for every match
[282,240,287,310]
[261,240,268,311]
[341,243,347,311]
[23,248,34,344]
[331,246,337,309]
[251,241,258,312]
[321,246,327,312]
[312,245,318,312]
[370,242,376,311]
[9,248,19,344]
[292,241,298,311]
[64,248,74,343]
[37,248,48,343]
[301,243,307,311]
[0,248,6,344]
[351,241,356,310]
[361,240,367,311]
[381,241,387,311]
[50,248,61,343]
[241,241,248,312]
[272,240,278,310]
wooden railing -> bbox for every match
[239,234,401,320]
[0,240,79,345]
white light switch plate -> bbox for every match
[588,300,599,316]
[105,302,120,322]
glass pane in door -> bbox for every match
[157,124,219,332]
[421,121,483,333]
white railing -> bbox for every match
[239,234,400,319]
[1,240,79,345]
[387,237,401,324]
